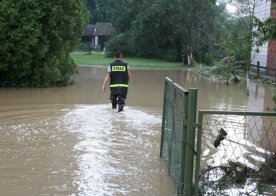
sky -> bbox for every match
[227,4,237,13]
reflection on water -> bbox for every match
[0,67,275,195]
[0,104,79,196]
[0,67,274,111]
[0,104,174,195]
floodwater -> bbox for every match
[0,67,275,196]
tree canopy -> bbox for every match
[103,0,222,62]
[0,0,88,87]
[86,0,249,63]
[2,0,274,87]
[85,0,274,66]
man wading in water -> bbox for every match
[102,51,131,112]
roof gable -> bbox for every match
[83,24,95,36]
[94,22,113,36]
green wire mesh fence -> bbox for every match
[160,77,276,195]
[160,77,187,193]
[160,77,197,195]
[196,111,276,196]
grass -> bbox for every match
[70,52,186,70]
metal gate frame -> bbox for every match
[160,77,197,195]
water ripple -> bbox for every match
[63,104,171,195]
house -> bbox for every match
[81,22,114,51]
[251,0,276,81]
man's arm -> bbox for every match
[127,64,131,82]
[127,70,131,82]
[102,72,110,92]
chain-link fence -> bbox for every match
[196,111,276,196]
[160,78,276,195]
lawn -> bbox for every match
[70,52,186,70]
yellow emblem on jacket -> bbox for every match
[112,66,126,72]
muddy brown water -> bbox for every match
[0,67,275,196]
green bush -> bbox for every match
[163,49,177,62]
[105,33,133,57]
[202,52,215,65]
[273,94,276,104]
[0,0,88,87]
[75,42,91,52]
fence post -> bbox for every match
[194,111,203,196]
[257,61,260,78]
[160,78,168,157]
[175,84,189,195]
[183,88,197,195]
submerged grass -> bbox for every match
[70,52,185,70]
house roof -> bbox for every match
[83,24,95,36]
[83,22,114,37]
[94,22,114,36]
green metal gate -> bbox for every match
[160,77,276,196]
[160,77,197,195]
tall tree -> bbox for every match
[106,0,221,62]
[101,0,262,66]
[85,0,120,23]
[215,0,255,71]
[85,0,96,23]
[0,0,88,87]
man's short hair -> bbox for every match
[114,51,122,58]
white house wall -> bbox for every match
[251,0,272,67]
[95,36,98,46]
[251,42,268,67]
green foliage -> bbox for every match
[98,0,221,63]
[212,58,241,84]
[273,94,276,104]
[253,17,276,43]
[85,0,96,23]
[220,29,251,71]
[85,0,123,24]
[84,0,266,68]
[215,0,253,71]
[163,49,178,62]
[202,53,216,65]
[0,0,88,87]
[105,33,133,57]
[253,1,276,41]
[75,42,92,52]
